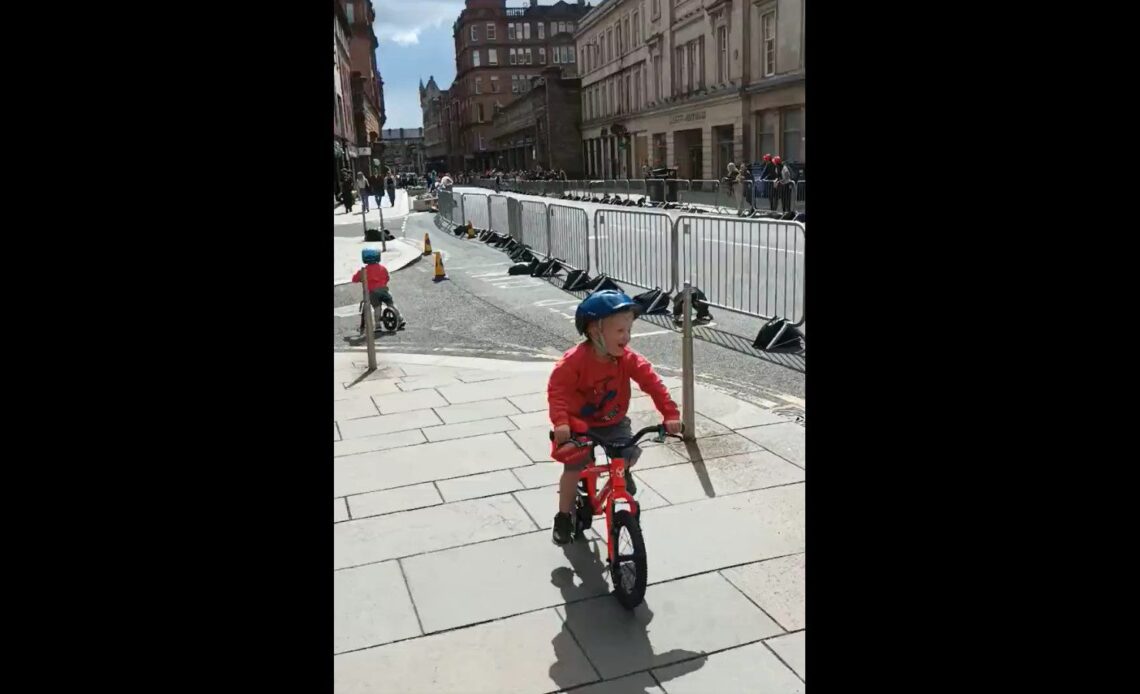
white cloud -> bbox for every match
[373,0,463,46]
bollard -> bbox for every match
[681,281,695,441]
[362,266,377,371]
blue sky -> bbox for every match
[373,0,465,130]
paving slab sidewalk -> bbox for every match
[333,350,806,693]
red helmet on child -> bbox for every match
[773,156,782,165]
[763,153,772,161]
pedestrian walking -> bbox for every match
[385,172,397,208]
[725,161,739,199]
[340,169,356,213]
[355,171,371,213]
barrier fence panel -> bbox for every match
[548,204,591,273]
[593,208,675,293]
[520,200,550,257]
[681,180,722,211]
[438,190,456,224]
[628,179,648,203]
[675,215,805,326]
[461,193,490,230]
[489,195,510,236]
[507,198,525,243]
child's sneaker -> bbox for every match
[552,512,574,545]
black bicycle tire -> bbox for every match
[380,308,399,332]
[610,509,647,609]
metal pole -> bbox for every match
[681,281,695,441]
[362,266,377,371]
[378,190,387,252]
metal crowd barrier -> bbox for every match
[436,186,806,326]
[548,204,590,273]
[520,200,550,257]
[680,180,723,211]
[489,194,510,235]
[593,208,675,293]
[461,192,490,230]
[437,189,456,224]
[676,215,805,326]
[438,189,464,226]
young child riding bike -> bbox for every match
[352,248,405,332]
[548,290,682,545]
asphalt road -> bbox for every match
[334,208,805,416]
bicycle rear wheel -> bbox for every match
[380,307,399,332]
[610,509,647,609]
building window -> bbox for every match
[628,73,634,111]
[526,48,532,64]
[510,48,517,65]
[508,23,516,40]
[491,76,499,93]
[477,103,484,122]
[524,23,531,40]
[756,109,777,160]
[475,77,482,94]
[539,47,546,64]
[782,108,802,162]
[617,21,623,55]
[538,22,545,39]
[633,11,640,44]
[651,0,660,20]
[762,11,776,77]
[673,46,684,94]
[473,50,481,67]
[623,17,630,52]
[471,24,478,42]
[489,48,498,65]
[568,46,576,63]
[512,75,519,93]
[716,26,728,82]
[554,46,561,63]
[653,53,662,101]
[607,29,613,61]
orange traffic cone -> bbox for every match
[466,221,475,239]
[432,251,449,282]
[423,233,433,256]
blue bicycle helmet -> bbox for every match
[361,248,381,264]
[574,289,638,335]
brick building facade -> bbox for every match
[490,67,584,175]
[340,0,386,175]
[448,0,592,173]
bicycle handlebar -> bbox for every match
[549,423,685,449]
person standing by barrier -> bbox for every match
[760,154,778,211]
[773,156,794,213]
[494,170,502,194]
[725,161,739,201]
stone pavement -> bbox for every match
[333,350,805,693]
[334,237,421,287]
[335,189,411,223]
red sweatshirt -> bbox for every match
[351,263,390,292]
[548,343,680,429]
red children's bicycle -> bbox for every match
[552,423,684,609]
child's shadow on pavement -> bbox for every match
[550,540,707,693]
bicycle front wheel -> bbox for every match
[610,509,647,609]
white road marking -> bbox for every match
[534,299,579,307]
[630,329,673,338]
